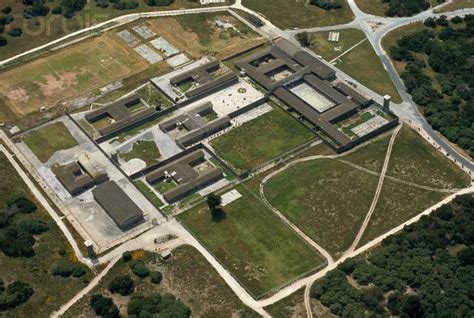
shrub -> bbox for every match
[7,196,37,214]
[108,275,134,296]
[295,31,310,47]
[150,271,162,284]
[90,294,120,317]
[0,281,34,310]
[0,226,35,257]
[122,251,132,262]
[130,260,150,278]
[0,36,6,46]
[1,7,12,15]
[52,262,86,278]
[451,16,463,24]
[7,27,22,37]
[310,0,342,10]
[17,219,48,235]
[145,0,173,6]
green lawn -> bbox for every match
[242,0,354,29]
[210,107,315,171]
[343,133,391,173]
[178,185,324,297]
[264,159,379,258]
[134,181,164,208]
[22,122,78,163]
[65,245,258,317]
[387,125,471,189]
[154,181,177,194]
[119,140,161,166]
[136,84,173,109]
[314,35,402,103]
[309,29,367,62]
[0,152,93,317]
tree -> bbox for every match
[458,246,474,266]
[401,294,424,317]
[108,275,134,296]
[90,294,119,317]
[60,0,87,18]
[451,16,463,24]
[52,262,87,278]
[295,32,310,47]
[424,17,436,27]
[0,36,6,47]
[0,281,34,310]
[130,260,150,278]
[122,251,132,262]
[310,0,342,10]
[206,193,221,212]
[1,7,12,15]
[150,271,163,284]
[145,0,173,6]
[7,196,37,214]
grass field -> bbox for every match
[358,179,447,247]
[22,122,78,163]
[119,140,161,167]
[65,245,258,317]
[387,125,471,189]
[0,0,232,61]
[210,107,315,171]
[263,159,380,258]
[0,152,93,317]
[265,288,306,318]
[343,133,391,172]
[150,12,266,60]
[354,0,390,16]
[134,181,164,208]
[242,0,354,29]
[0,32,149,122]
[309,30,401,103]
[178,185,324,297]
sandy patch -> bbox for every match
[37,72,79,97]
[5,87,29,103]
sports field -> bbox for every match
[0,33,148,122]
[242,0,354,29]
[22,122,78,163]
[210,107,315,171]
[178,185,324,297]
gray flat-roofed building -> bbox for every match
[292,51,336,80]
[99,107,156,136]
[52,162,96,196]
[170,60,220,86]
[184,73,238,99]
[177,116,231,147]
[334,82,370,106]
[146,150,206,184]
[92,181,144,231]
[163,167,223,203]
[85,94,140,122]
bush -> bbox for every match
[7,27,22,37]
[2,7,12,15]
[122,251,132,262]
[310,0,342,10]
[150,271,163,284]
[127,293,190,317]
[0,281,34,310]
[451,16,463,24]
[0,226,35,257]
[295,31,310,47]
[52,262,86,278]
[0,36,6,46]
[130,260,150,278]
[108,275,134,296]
[7,196,37,214]
[145,0,173,6]
[51,6,62,15]
[90,294,120,317]
[17,219,48,235]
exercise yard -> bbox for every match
[309,29,401,103]
[0,32,149,123]
[147,13,266,60]
[22,122,78,163]
[178,185,324,298]
[242,0,354,29]
[119,140,161,167]
[210,106,315,171]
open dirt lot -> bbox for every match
[0,33,149,122]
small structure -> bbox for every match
[383,95,391,109]
[92,181,144,231]
[84,240,95,259]
[328,32,340,42]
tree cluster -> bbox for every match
[51,262,87,278]
[127,293,191,318]
[389,15,474,155]
[309,0,342,10]
[0,196,48,258]
[90,294,119,317]
[129,259,150,278]
[0,280,34,311]
[311,194,474,316]
[108,275,135,296]
[144,0,174,6]
[383,0,437,17]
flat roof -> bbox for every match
[92,181,143,230]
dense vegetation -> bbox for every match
[311,194,474,316]
[310,0,343,10]
[0,280,34,311]
[128,293,191,317]
[389,15,474,155]
[385,0,431,17]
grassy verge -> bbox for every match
[178,185,324,297]
[65,245,258,317]
[264,159,379,258]
[0,152,93,317]
[134,181,164,208]
[242,0,354,29]
[264,288,306,318]
[22,122,78,162]
[387,125,471,189]
[119,140,161,166]
[210,106,315,171]
[310,32,402,103]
